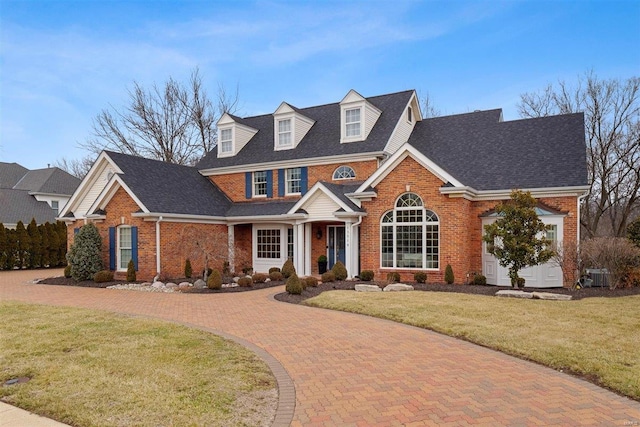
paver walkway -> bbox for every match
[2,269,639,426]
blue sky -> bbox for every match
[1,0,638,170]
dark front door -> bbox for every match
[327,226,345,269]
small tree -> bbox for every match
[550,240,581,289]
[39,223,51,267]
[67,223,103,281]
[483,190,553,288]
[444,264,454,284]
[15,221,30,269]
[27,218,42,268]
[126,259,136,282]
[47,222,60,269]
[281,258,296,278]
[0,224,7,269]
[184,258,193,278]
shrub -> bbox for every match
[282,259,296,278]
[622,267,640,288]
[242,265,253,275]
[268,267,281,274]
[582,237,640,289]
[321,271,335,283]
[285,273,303,295]
[473,274,487,286]
[207,270,222,289]
[94,270,114,283]
[156,271,171,282]
[222,261,231,275]
[628,216,640,248]
[252,273,267,283]
[386,272,400,283]
[414,271,427,284]
[331,260,348,280]
[269,271,283,281]
[318,254,327,263]
[67,223,103,281]
[444,264,454,284]
[126,259,136,282]
[184,258,192,278]
[304,276,318,288]
[237,276,253,287]
[359,270,374,281]
[64,264,72,278]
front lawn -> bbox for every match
[0,302,277,426]
[305,291,640,400]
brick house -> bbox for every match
[59,89,589,287]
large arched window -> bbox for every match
[381,193,439,269]
[333,165,356,180]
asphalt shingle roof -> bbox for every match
[13,168,81,195]
[225,200,298,217]
[0,162,29,189]
[105,151,232,216]
[0,189,58,225]
[408,110,588,190]
[197,90,414,170]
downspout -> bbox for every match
[350,215,364,279]
[156,216,163,275]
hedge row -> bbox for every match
[0,219,67,270]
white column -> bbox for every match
[227,224,235,273]
[344,219,353,279]
[351,221,359,278]
[295,223,305,275]
[304,223,312,276]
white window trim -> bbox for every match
[342,107,362,142]
[332,165,356,180]
[285,167,302,196]
[252,224,292,273]
[117,226,132,272]
[253,171,268,198]
[277,118,293,149]
[407,106,413,124]
[51,200,59,215]
[218,127,234,157]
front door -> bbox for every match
[327,226,346,269]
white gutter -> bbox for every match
[156,216,163,275]
[349,215,364,279]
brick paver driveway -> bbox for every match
[2,270,639,426]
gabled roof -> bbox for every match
[407,110,588,190]
[0,162,29,188]
[0,188,58,225]
[317,182,365,213]
[197,90,414,171]
[104,151,232,217]
[13,167,81,195]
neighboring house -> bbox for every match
[60,89,589,287]
[0,162,81,229]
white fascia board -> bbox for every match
[132,212,228,224]
[199,152,384,176]
[346,191,377,199]
[355,143,463,193]
[340,89,366,105]
[334,211,367,218]
[28,191,72,198]
[86,175,149,216]
[383,91,418,154]
[227,214,306,225]
[59,151,121,218]
[440,185,591,200]
[288,182,355,215]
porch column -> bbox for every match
[304,223,312,276]
[294,223,305,276]
[344,219,353,279]
[227,224,235,273]
[351,220,359,279]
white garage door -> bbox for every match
[482,215,564,288]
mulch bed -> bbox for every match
[39,276,640,301]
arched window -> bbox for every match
[381,193,439,269]
[333,165,356,180]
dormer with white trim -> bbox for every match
[273,102,315,151]
[384,90,423,154]
[217,113,259,158]
[340,89,382,144]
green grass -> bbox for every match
[306,291,640,400]
[0,302,276,427]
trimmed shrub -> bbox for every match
[94,270,114,283]
[473,274,487,286]
[269,271,283,281]
[207,270,222,289]
[64,264,72,278]
[252,273,267,283]
[444,264,455,284]
[359,270,374,281]
[268,267,281,274]
[237,276,253,287]
[304,276,318,288]
[184,258,192,278]
[386,272,400,283]
[67,223,103,281]
[414,271,427,284]
[331,260,348,280]
[285,273,303,295]
[321,271,335,283]
[282,259,296,278]
[126,259,136,282]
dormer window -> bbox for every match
[345,108,361,138]
[220,128,233,154]
[278,119,292,147]
[339,89,381,143]
[407,106,413,123]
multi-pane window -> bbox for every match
[257,229,281,259]
[51,200,59,215]
[380,193,439,269]
[118,226,132,270]
[278,119,292,147]
[333,165,356,180]
[286,167,301,194]
[220,128,233,153]
[287,228,294,260]
[345,108,361,137]
[253,171,267,197]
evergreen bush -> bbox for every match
[237,276,253,287]
[15,221,29,269]
[269,271,283,281]
[359,270,374,281]
[282,258,296,278]
[285,273,303,294]
[207,270,223,289]
[184,258,192,278]
[414,271,428,284]
[321,271,335,282]
[67,223,103,281]
[304,276,318,288]
[386,272,400,283]
[64,264,72,278]
[252,273,267,283]
[126,259,136,282]
[94,270,114,283]
[0,224,8,269]
[268,267,281,274]
[473,274,487,285]
[27,219,41,268]
[331,260,348,280]
[444,264,455,284]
